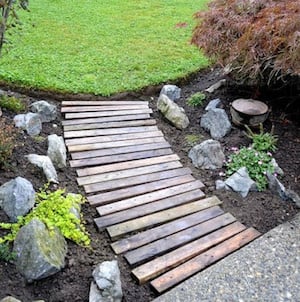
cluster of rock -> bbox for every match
[157,83,300,206]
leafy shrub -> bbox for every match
[0,242,16,262]
[245,124,278,152]
[226,147,274,191]
[186,92,206,107]
[0,118,17,168]
[192,0,300,85]
[0,95,26,113]
[0,186,91,247]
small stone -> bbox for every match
[205,79,226,93]
[47,134,67,169]
[30,100,57,122]
[205,98,222,111]
[216,180,226,190]
[14,113,42,136]
[0,297,22,302]
[159,85,181,101]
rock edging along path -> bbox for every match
[61,99,260,294]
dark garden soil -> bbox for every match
[0,68,299,302]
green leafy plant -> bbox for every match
[0,242,16,262]
[192,0,300,86]
[0,186,91,247]
[245,124,278,152]
[186,92,206,107]
[226,147,274,191]
[0,95,26,112]
[0,118,17,168]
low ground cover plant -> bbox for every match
[0,95,26,112]
[0,186,90,247]
[0,0,210,95]
[192,0,300,86]
[186,92,206,107]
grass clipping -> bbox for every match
[0,186,90,247]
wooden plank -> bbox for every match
[84,167,191,193]
[150,228,260,292]
[65,109,152,119]
[88,174,195,206]
[62,114,151,126]
[62,100,148,106]
[106,196,222,240]
[131,222,247,284]
[69,136,166,153]
[98,180,205,216]
[63,119,156,131]
[70,148,174,168]
[77,161,182,186]
[111,206,224,254]
[95,189,205,229]
[125,213,236,265]
[64,125,158,138]
[72,142,170,160]
[62,104,148,112]
[77,154,180,177]
[66,130,163,147]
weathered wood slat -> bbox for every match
[98,180,204,216]
[62,104,148,112]
[125,213,236,265]
[131,222,247,284]
[77,154,179,177]
[61,114,151,126]
[61,100,148,106]
[64,125,159,138]
[70,148,174,168]
[84,167,191,193]
[88,174,195,206]
[150,228,260,292]
[65,109,152,119]
[72,142,170,160]
[64,119,156,131]
[106,196,222,240]
[66,130,163,147]
[68,136,166,153]
[111,206,224,254]
[95,189,205,229]
[77,161,182,186]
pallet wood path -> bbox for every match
[62,99,260,294]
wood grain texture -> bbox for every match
[61,100,148,106]
[111,206,224,254]
[62,104,148,112]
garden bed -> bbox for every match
[0,68,299,301]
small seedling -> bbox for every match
[187,92,206,107]
[0,95,26,113]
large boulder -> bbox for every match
[26,154,58,183]
[14,112,42,136]
[159,84,181,101]
[47,134,67,170]
[90,260,123,302]
[13,218,67,282]
[157,94,189,130]
[188,139,225,170]
[30,100,57,123]
[0,177,35,222]
[200,108,231,139]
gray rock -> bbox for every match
[200,108,231,139]
[215,179,226,190]
[47,134,67,170]
[205,98,221,111]
[157,94,189,130]
[271,158,284,176]
[188,139,225,170]
[225,167,257,197]
[13,218,67,282]
[30,100,57,122]
[159,85,181,101]
[14,113,42,136]
[91,260,123,302]
[89,281,102,302]
[267,172,300,207]
[26,154,58,183]
[0,177,35,222]
[0,297,22,302]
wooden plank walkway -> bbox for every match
[61,99,260,295]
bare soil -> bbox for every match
[0,68,299,302]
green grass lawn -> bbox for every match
[0,1,210,96]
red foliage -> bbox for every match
[191,0,300,85]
